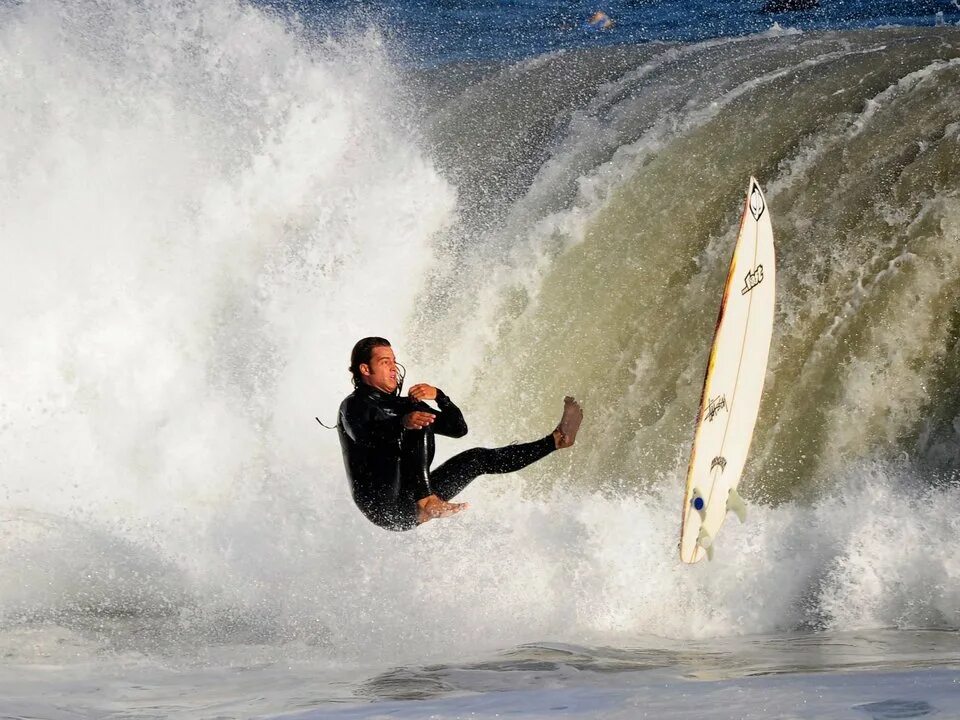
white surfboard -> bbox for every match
[680,177,775,564]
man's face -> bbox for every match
[361,345,399,394]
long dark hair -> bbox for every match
[349,337,391,387]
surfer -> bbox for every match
[584,10,614,30]
[337,337,583,531]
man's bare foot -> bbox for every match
[553,396,583,449]
[416,494,468,525]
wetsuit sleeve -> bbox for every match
[428,388,468,438]
[339,395,404,447]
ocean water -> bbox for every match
[2,0,960,718]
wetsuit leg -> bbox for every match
[428,435,556,502]
[399,427,434,496]
[352,464,416,531]
[357,432,434,532]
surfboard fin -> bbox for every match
[726,487,747,523]
[697,526,713,547]
[697,527,713,560]
[697,526,715,561]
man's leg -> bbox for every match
[416,396,583,523]
[399,428,433,499]
[399,428,468,523]
[427,396,583,501]
[429,435,557,501]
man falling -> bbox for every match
[336,337,583,530]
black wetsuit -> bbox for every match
[337,383,556,531]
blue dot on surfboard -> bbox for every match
[693,497,705,511]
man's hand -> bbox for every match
[408,383,438,402]
[403,410,436,430]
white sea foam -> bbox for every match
[343,461,960,660]
[0,0,455,631]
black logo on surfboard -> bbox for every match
[705,395,727,422]
[710,456,727,472]
[749,185,765,220]
[741,265,764,295]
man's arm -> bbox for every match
[408,384,468,438]
[433,388,468,437]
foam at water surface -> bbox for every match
[0,0,456,647]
